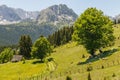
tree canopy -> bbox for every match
[31,36,52,61]
[72,8,115,56]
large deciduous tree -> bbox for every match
[31,36,52,61]
[72,8,115,56]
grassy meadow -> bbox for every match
[1,24,120,80]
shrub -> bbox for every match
[112,73,116,77]
[101,65,104,69]
[87,65,93,71]
[22,57,25,64]
[0,48,14,63]
[66,76,72,80]
[82,54,85,58]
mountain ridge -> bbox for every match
[36,4,78,26]
[0,4,78,26]
[0,4,78,46]
[0,5,39,24]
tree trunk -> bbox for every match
[90,49,95,57]
[99,48,103,53]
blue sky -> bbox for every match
[0,0,120,17]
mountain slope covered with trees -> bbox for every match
[0,4,77,46]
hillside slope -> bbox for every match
[1,24,120,80]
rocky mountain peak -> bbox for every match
[0,5,39,24]
[48,4,68,14]
[0,5,21,22]
[36,4,78,26]
[0,4,78,26]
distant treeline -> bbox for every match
[48,26,74,46]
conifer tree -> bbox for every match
[19,35,32,58]
[48,26,74,46]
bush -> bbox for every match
[22,57,26,64]
[101,65,104,69]
[112,73,116,77]
[0,48,14,63]
[87,65,93,71]
[82,54,85,58]
[66,76,72,80]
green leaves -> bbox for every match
[31,36,52,61]
[0,48,14,63]
[72,8,115,55]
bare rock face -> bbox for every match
[36,4,78,26]
[14,8,39,20]
[0,5,39,24]
[0,4,78,26]
[0,5,21,21]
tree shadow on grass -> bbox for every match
[77,48,118,65]
[32,58,54,64]
[32,60,44,64]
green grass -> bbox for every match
[1,24,120,80]
[0,59,47,80]
[47,43,120,80]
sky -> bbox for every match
[0,0,120,17]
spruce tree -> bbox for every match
[19,35,32,58]
[48,26,74,46]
